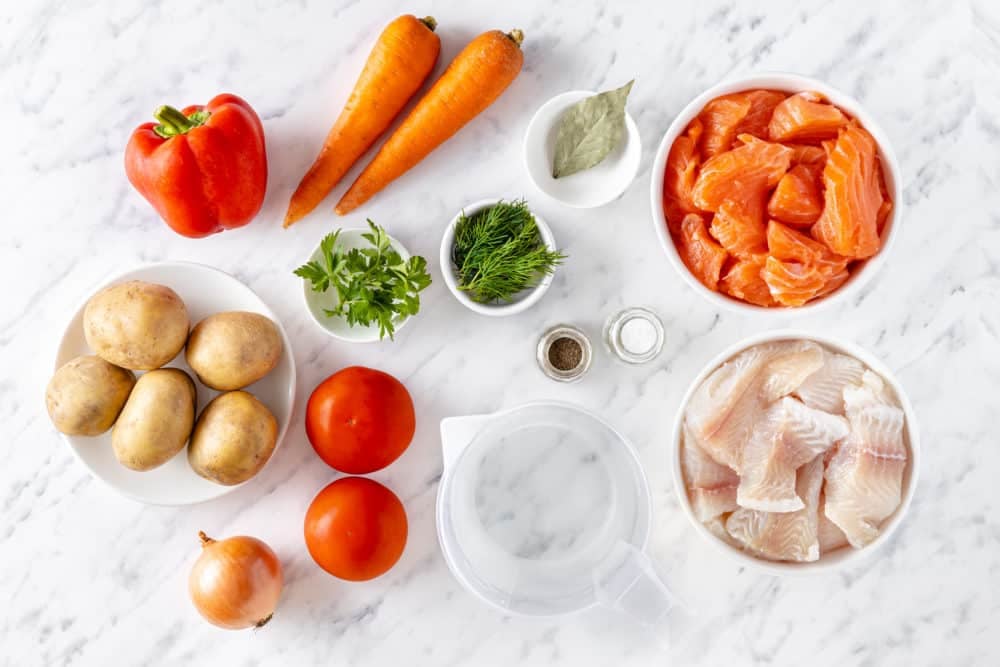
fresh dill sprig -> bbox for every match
[451,200,566,304]
[294,220,431,340]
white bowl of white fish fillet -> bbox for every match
[672,330,919,574]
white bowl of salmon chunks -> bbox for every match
[671,330,919,574]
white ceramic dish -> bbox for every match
[440,199,558,317]
[54,261,296,506]
[670,330,919,575]
[302,228,412,342]
[649,72,902,316]
[525,90,641,208]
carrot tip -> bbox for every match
[420,16,437,31]
[507,29,524,47]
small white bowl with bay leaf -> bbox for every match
[523,82,642,208]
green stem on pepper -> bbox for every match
[153,105,211,138]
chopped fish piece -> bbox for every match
[824,371,907,548]
[817,495,850,553]
[760,340,825,402]
[737,397,849,512]
[794,351,866,414]
[681,427,739,521]
[726,456,825,562]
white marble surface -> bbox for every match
[3,0,998,665]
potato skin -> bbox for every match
[84,280,189,370]
[188,391,278,486]
[111,369,196,471]
[185,311,282,391]
[46,355,136,436]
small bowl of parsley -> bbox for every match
[296,221,432,342]
[440,199,566,317]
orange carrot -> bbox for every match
[335,29,524,215]
[283,15,440,227]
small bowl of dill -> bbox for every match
[440,199,566,316]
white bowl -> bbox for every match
[649,72,902,316]
[670,330,919,574]
[53,261,296,506]
[440,198,558,316]
[524,90,642,208]
[302,228,413,342]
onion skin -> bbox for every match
[188,531,283,630]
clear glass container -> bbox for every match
[604,307,665,365]
[536,324,592,382]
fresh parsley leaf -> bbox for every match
[295,221,431,340]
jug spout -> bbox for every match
[593,541,675,627]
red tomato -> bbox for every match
[306,366,415,474]
[304,477,407,581]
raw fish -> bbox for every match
[794,351,866,414]
[823,372,907,547]
[681,427,739,521]
[726,456,825,562]
[737,397,849,512]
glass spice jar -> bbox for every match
[537,324,592,382]
[604,307,665,365]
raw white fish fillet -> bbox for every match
[817,497,850,553]
[681,427,739,521]
[824,371,907,548]
[704,515,742,548]
[725,456,825,562]
[685,341,823,471]
[795,351,866,414]
[761,341,825,403]
[737,397,849,512]
[684,345,772,470]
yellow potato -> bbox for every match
[45,355,136,436]
[185,311,282,391]
[84,280,189,370]
[111,369,196,471]
[188,391,278,486]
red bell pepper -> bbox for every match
[125,94,267,238]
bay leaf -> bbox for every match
[552,80,634,179]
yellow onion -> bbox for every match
[188,531,283,629]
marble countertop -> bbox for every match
[4,0,998,665]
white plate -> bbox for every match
[524,91,642,209]
[649,72,902,316]
[670,330,919,574]
[54,261,296,505]
[301,228,412,342]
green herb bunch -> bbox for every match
[294,220,431,340]
[451,200,566,304]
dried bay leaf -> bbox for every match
[552,80,634,179]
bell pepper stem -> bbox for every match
[153,105,210,138]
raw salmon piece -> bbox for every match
[734,90,788,139]
[677,213,728,291]
[698,95,752,159]
[768,91,848,142]
[766,220,849,275]
[788,144,827,167]
[692,135,793,212]
[719,255,775,307]
[761,256,827,307]
[812,123,884,259]
[768,164,824,225]
[815,269,850,300]
[709,192,768,258]
[875,159,892,233]
[662,119,704,233]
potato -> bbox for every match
[111,369,196,471]
[188,391,278,486]
[45,355,136,436]
[185,311,282,391]
[84,280,189,370]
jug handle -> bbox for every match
[593,541,676,627]
[439,414,492,469]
